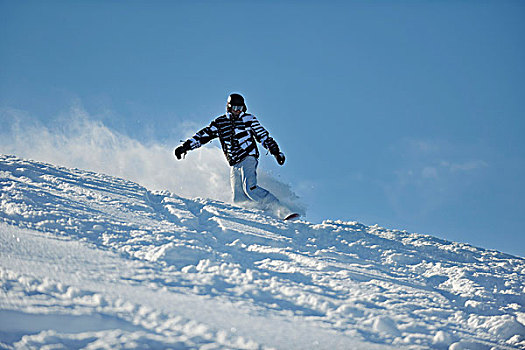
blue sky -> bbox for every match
[1,0,524,256]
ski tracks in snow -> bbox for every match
[1,154,525,349]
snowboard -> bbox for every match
[284,213,300,221]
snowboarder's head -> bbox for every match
[227,93,247,116]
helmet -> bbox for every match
[227,93,247,112]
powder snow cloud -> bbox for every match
[0,106,305,214]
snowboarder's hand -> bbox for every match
[174,141,191,160]
[264,137,284,164]
[174,146,185,160]
[275,152,285,166]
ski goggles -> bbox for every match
[230,105,244,111]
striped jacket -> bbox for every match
[186,113,278,166]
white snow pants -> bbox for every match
[230,156,291,219]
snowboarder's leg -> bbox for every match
[239,156,293,219]
[239,156,272,202]
[230,163,251,203]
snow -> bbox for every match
[1,154,524,349]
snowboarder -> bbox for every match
[174,93,299,221]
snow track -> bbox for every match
[1,154,524,349]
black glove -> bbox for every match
[274,152,285,165]
[264,138,284,165]
[174,141,191,160]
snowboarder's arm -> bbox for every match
[247,115,285,165]
[249,116,279,155]
[247,115,270,144]
[174,121,219,160]
[187,122,219,150]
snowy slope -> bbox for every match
[1,154,524,349]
